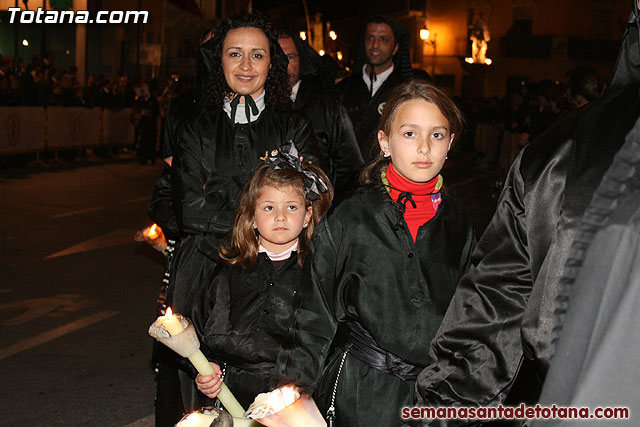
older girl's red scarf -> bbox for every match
[384,162,443,241]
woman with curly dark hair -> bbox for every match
[198,14,291,111]
[159,12,321,426]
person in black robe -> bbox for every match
[336,15,414,160]
[133,81,159,164]
[532,106,640,427]
[166,12,321,417]
[277,31,364,196]
[190,148,333,408]
[275,81,475,427]
[414,2,640,424]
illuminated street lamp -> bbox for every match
[22,39,29,46]
[421,30,437,76]
[299,31,307,41]
[419,26,430,41]
[336,51,343,61]
[329,30,337,40]
[319,49,325,56]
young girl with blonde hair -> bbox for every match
[189,142,333,408]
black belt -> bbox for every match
[333,320,424,381]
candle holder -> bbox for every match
[175,407,233,427]
[149,309,246,419]
[175,407,260,427]
[245,386,326,427]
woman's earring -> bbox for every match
[446,156,448,160]
[383,152,390,158]
[303,222,308,227]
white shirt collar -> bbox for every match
[223,91,266,124]
[362,63,394,97]
[290,80,302,102]
[258,240,298,261]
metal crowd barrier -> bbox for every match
[0,106,135,156]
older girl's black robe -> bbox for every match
[274,184,475,427]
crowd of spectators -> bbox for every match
[0,53,143,108]
[0,53,197,165]
[1,52,603,173]
[461,65,604,175]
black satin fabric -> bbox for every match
[170,107,320,249]
[147,164,181,242]
[336,68,404,159]
[167,106,320,312]
[533,117,640,427]
[190,253,301,409]
[414,86,640,424]
[275,185,475,427]
[293,77,364,194]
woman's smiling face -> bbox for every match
[222,27,271,99]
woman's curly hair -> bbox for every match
[199,12,291,111]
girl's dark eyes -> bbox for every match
[252,53,263,59]
[404,131,416,137]
[263,205,273,211]
[432,132,444,139]
[287,205,298,211]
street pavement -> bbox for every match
[0,151,499,426]
[1,157,164,426]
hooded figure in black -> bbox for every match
[414,2,640,424]
[278,31,364,195]
[532,5,640,425]
[337,15,414,160]
[147,25,215,427]
[165,11,320,419]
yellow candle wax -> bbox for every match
[187,352,245,418]
[188,349,215,375]
[217,382,246,419]
[232,417,261,427]
[159,307,184,336]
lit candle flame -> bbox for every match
[165,307,173,318]
[146,223,159,239]
[182,413,200,426]
[282,386,297,407]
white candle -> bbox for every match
[145,223,159,240]
[217,383,245,419]
[153,307,246,419]
[233,417,261,427]
[176,412,260,427]
[158,307,183,335]
[176,412,216,427]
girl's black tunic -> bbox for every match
[167,106,319,313]
[274,184,475,427]
[190,253,301,409]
